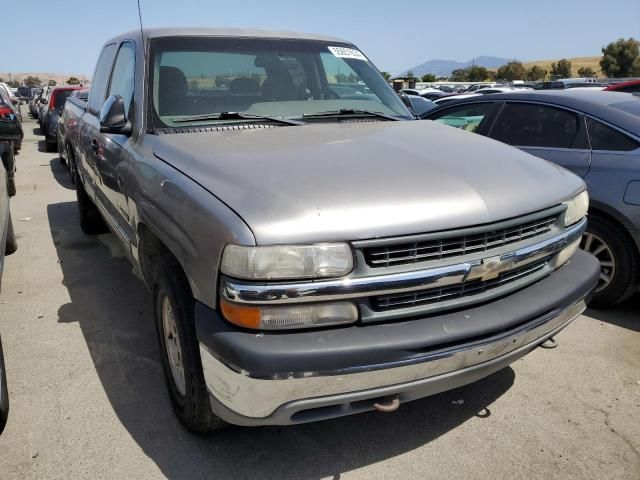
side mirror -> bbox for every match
[99,95,131,135]
[11,98,18,106]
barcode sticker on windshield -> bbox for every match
[328,46,367,61]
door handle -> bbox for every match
[90,139,99,153]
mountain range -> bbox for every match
[399,56,511,78]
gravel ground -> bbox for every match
[0,112,638,480]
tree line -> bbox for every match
[0,75,85,88]
[392,37,640,83]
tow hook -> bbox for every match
[373,395,400,413]
[540,337,558,349]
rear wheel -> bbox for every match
[153,258,225,433]
[76,180,108,235]
[581,216,639,307]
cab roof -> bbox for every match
[107,27,350,45]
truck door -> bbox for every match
[488,102,591,177]
[85,41,137,244]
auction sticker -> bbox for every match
[328,46,368,61]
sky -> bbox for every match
[1,0,639,76]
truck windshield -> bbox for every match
[149,36,413,128]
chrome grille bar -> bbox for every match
[365,215,558,267]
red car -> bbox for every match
[604,79,640,93]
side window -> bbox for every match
[107,42,136,117]
[491,103,588,149]
[88,43,117,113]
[586,118,640,152]
[428,103,496,133]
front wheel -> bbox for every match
[581,216,639,307]
[153,260,225,433]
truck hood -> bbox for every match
[152,120,584,244]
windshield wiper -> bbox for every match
[172,111,304,126]
[302,108,400,121]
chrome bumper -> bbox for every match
[200,300,585,422]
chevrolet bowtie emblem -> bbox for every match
[467,255,515,282]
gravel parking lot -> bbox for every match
[0,112,638,480]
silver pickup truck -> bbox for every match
[66,28,599,432]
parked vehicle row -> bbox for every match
[29,86,83,152]
[421,89,640,306]
[0,76,22,435]
[55,28,599,433]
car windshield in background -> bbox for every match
[149,37,412,128]
[54,90,75,109]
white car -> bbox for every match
[476,86,533,94]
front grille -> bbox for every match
[372,257,551,311]
[364,214,558,268]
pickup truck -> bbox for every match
[67,28,599,432]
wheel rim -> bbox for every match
[161,295,186,396]
[581,232,615,293]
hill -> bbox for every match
[400,55,604,79]
[400,56,510,78]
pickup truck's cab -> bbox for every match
[70,28,599,431]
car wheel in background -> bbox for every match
[582,216,639,308]
[76,180,109,235]
[45,139,57,153]
[57,133,66,165]
[153,258,226,433]
[5,213,17,255]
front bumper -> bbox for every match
[196,249,599,425]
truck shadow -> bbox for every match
[585,294,640,332]
[47,201,515,480]
[48,158,75,190]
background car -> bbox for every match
[16,86,31,103]
[40,86,82,151]
[422,90,640,307]
[0,91,21,435]
[28,88,42,117]
[604,79,640,93]
[406,94,437,116]
[57,88,89,183]
[36,86,53,124]
[0,87,22,156]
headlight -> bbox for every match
[220,300,358,330]
[564,191,589,226]
[220,243,353,280]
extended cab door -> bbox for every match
[487,102,592,177]
[81,41,136,244]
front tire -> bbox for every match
[582,216,639,307]
[76,180,108,235]
[153,259,225,433]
